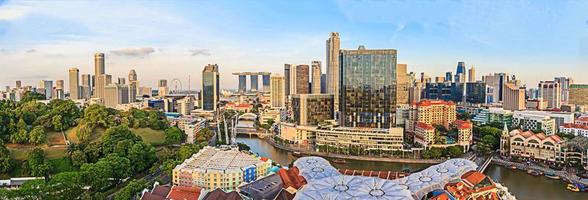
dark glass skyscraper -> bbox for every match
[339,46,397,128]
[202,64,219,111]
[445,72,453,82]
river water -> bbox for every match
[237,136,588,200]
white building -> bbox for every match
[512,111,556,135]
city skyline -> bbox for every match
[0,0,587,89]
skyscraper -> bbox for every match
[284,64,291,98]
[468,66,476,82]
[39,80,53,100]
[455,62,466,83]
[554,77,572,105]
[202,64,219,111]
[396,64,409,105]
[55,80,65,100]
[104,84,130,108]
[262,73,271,92]
[238,75,246,93]
[290,64,309,95]
[483,73,509,103]
[94,53,106,99]
[250,75,258,91]
[311,61,322,94]
[81,74,91,99]
[339,45,397,128]
[503,82,526,111]
[68,67,80,100]
[326,32,340,111]
[539,81,561,109]
[15,80,21,89]
[320,74,327,94]
[117,78,126,85]
[158,79,168,97]
[445,72,453,83]
[270,74,285,108]
[128,69,138,103]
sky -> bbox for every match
[0,0,587,90]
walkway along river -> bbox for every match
[236,136,588,200]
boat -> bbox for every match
[544,171,560,180]
[292,151,303,157]
[526,169,542,176]
[567,184,581,192]
[509,165,517,170]
[331,159,347,164]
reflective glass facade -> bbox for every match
[339,47,397,128]
[202,64,219,111]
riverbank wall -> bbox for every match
[264,138,444,164]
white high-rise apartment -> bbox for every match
[270,74,285,108]
[538,81,561,109]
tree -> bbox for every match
[29,126,46,145]
[28,148,51,177]
[481,135,498,149]
[237,142,251,151]
[70,150,87,167]
[76,122,93,143]
[164,126,184,145]
[0,144,13,173]
[101,125,141,155]
[52,115,64,132]
[177,144,201,161]
[444,146,464,158]
[127,142,157,172]
[422,149,442,159]
[20,91,46,102]
[114,179,148,200]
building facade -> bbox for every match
[291,94,334,126]
[339,46,397,128]
[570,84,588,107]
[104,84,130,108]
[539,81,561,109]
[311,61,321,94]
[326,32,340,111]
[315,127,404,151]
[270,74,285,108]
[202,64,219,111]
[68,67,80,100]
[502,82,526,111]
[512,111,556,135]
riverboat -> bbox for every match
[567,183,587,192]
[292,151,303,157]
[509,165,517,170]
[544,171,560,180]
[331,159,347,164]
[526,170,542,176]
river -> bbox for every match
[237,136,588,200]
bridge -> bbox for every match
[467,155,492,172]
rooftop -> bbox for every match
[416,100,456,107]
[174,146,269,173]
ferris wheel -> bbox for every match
[171,78,182,93]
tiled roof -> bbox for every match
[563,123,588,130]
[416,122,435,130]
[167,186,201,200]
[277,167,307,189]
[416,100,455,107]
[454,120,473,130]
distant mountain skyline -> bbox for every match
[0,0,587,89]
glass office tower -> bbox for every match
[339,46,397,128]
[202,64,219,111]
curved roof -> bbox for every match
[239,113,257,120]
[294,175,412,200]
[292,157,477,200]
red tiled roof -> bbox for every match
[562,123,588,131]
[167,186,201,200]
[277,167,307,189]
[416,122,434,130]
[260,157,269,162]
[454,120,473,130]
[577,117,588,122]
[416,100,455,107]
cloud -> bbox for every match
[110,47,155,57]
[0,3,31,21]
[25,49,35,53]
[189,49,211,56]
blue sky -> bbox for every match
[0,0,587,89]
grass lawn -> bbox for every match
[132,128,166,145]
[66,127,105,144]
[8,144,68,160]
[46,130,67,145]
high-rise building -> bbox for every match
[554,77,572,105]
[68,67,80,100]
[483,73,510,103]
[117,77,126,85]
[202,64,219,111]
[468,66,476,82]
[270,74,285,108]
[284,64,291,98]
[15,80,21,89]
[94,53,105,99]
[455,62,466,83]
[326,32,340,111]
[538,81,561,109]
[291,94,334,126]
[39,80,53,100]
[262,74,271,92]
[128,70,138,103]
[570,84,588,107]
[238,75,246,93]
[396,64,409,106]
[290,64,309,95]
[409,83,423,104]
[311,61,322,94]
[339,45,397,128]
[445,72,453,83]
[178,96,194,115]
[250,75,258,92]
[103,84,130,108]
[158,79,168,97]
[81,74,91,99]
[409,100,457,130]
[503,82,526,111]
[320,74,327,94]
[56,80,64,90]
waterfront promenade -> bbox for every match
[492,157,588,186]
[265,138,444,164]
